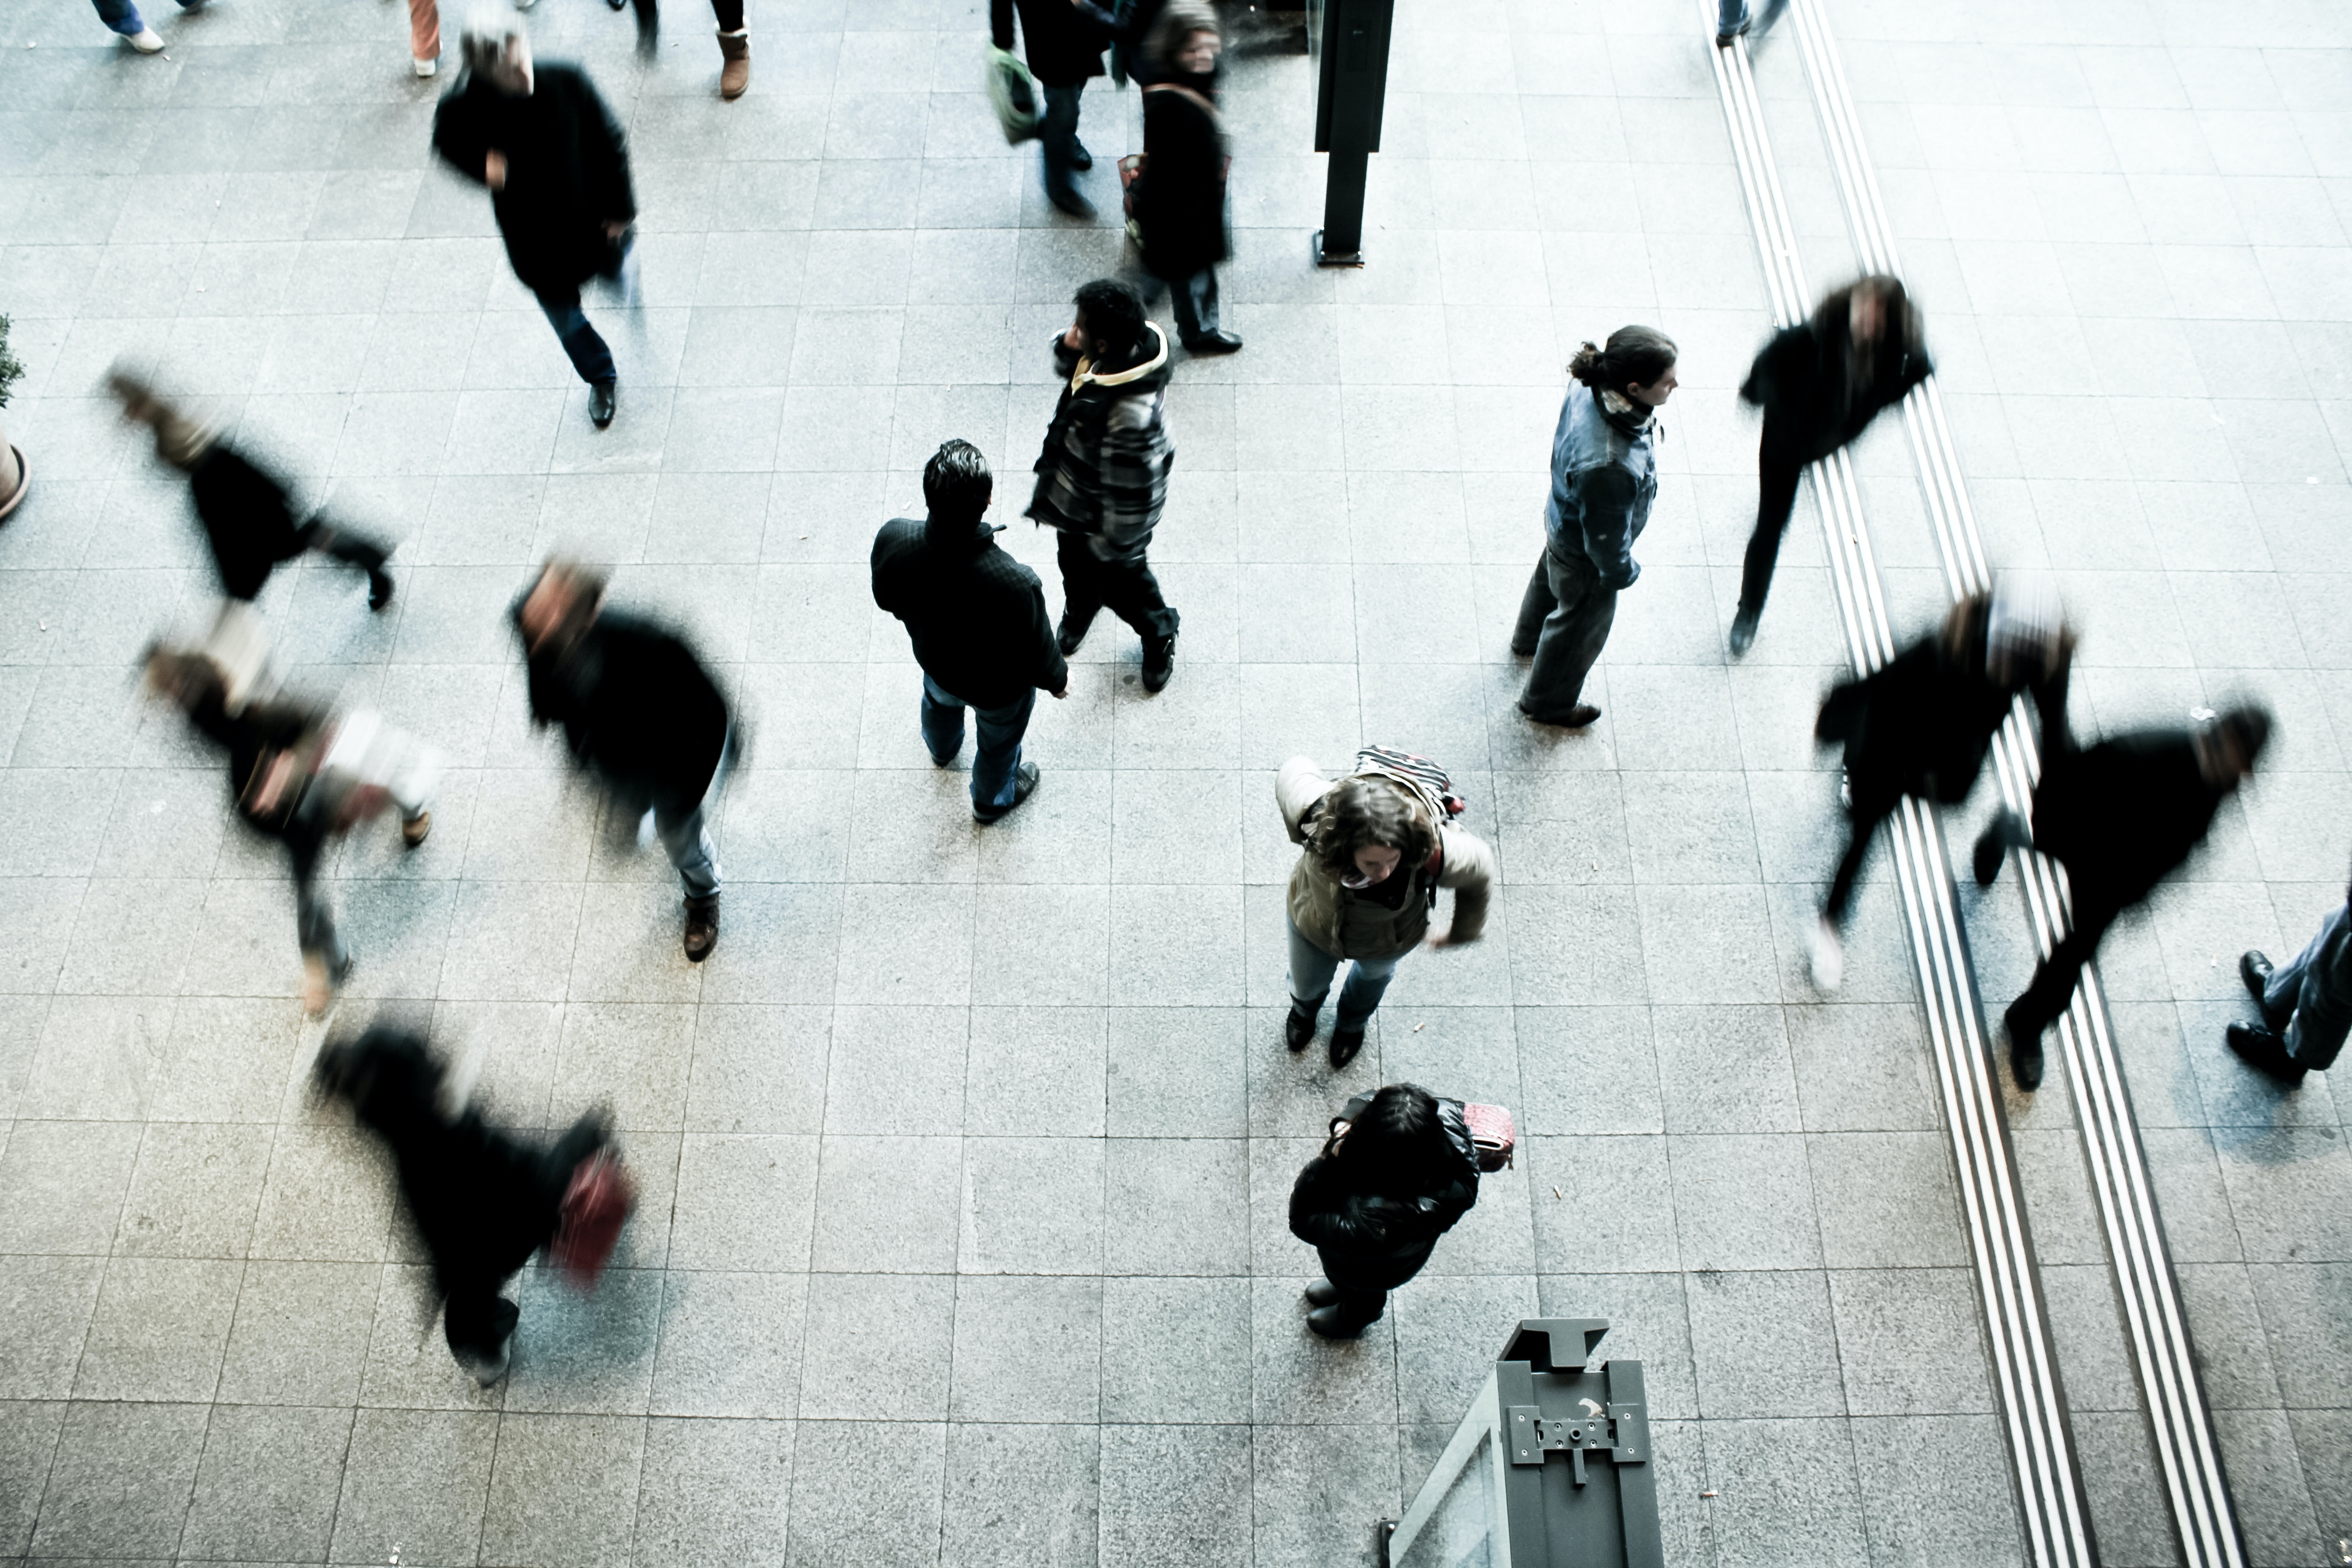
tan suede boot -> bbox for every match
[717,29,750,99]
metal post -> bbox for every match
[1310,0,1392,267]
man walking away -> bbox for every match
[992,0,1116,216]
[1976,706,2271,1091]
[873,440,1070,823]
[1513,327,1677,730]
[2230,867,2352,1086]
[432,11,638,430]
[512,560,732,960]
[1029,279,1182,693]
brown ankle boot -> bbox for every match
[717,29,750,99]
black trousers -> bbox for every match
[1057,531,1179,644]
[439,1115,608,1365]
[295,519,391,588]
[1739,444,1806,617]
[2011,891,2121,1036]
[1317,1242,1434,1332]
[1824,786,1898,926]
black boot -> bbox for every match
[2004,999,2047,1090]
[1284,1005,1315,1051]
[1306,1305,1367,1339]
[1328,1026,1364,1070]
[1304,1278,1341,1307]
[683,893,719,962]
[2240,951,2290,1027]
[2225,1023,2306,1085]
[1142,633,1176,693]
[1057,611,1094,657]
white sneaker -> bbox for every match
[1808,917,1844,993]
[414,54,438,77]
[128,27,165,51]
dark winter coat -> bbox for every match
[431,64,636,296]
[1816,634,2069,813]
[2029,729,2228,914]
[1740,311,1932,469]
[186,445,314,602]
[514,607,729,806]
[1289,1102,1481,1290]
[1135,75,1229,282]
[990,0,1112,85]
[872,514,1069,710]
[180,684,326,844]
[1028,326,1176,561]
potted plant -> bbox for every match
[0,314,25,521]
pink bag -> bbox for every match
[550,1149,637,1287]
[1462,1102,1516,1172]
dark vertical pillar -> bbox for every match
[1311,0,1394,266]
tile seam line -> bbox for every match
[1704,11,2093,1568]
[1788,2,2254,1563]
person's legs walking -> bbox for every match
[2281,906,2352,1070]
[968,688,1037,814]
[1095,554,1180,644]
[1716,0,1749,40]
[288,828,349,1013]
[1040,83,1088,211]
[1511,550,1557,657]
[1333,951,1403,1031]
[1731,446,1803,652]
[1173,269,1224,346]
[1055,530,1105,650]
[1286,918,1342,1019]
[443,1281,519,1382]
[920,676,967,766]
[92,0,157,41]
[2006,894,2116,1088]
[652,797,720,900]
[297,518,397,609]
[409,0,441,70]
[1519,549,1616,723]
[712,0,750,98]
[534,289,618,387]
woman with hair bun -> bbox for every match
[1512,326,1678,730]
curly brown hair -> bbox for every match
[1306,775,1435,883]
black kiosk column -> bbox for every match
[1310,0,1396,266]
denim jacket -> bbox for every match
[1543,386,1657,591]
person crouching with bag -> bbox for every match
[1276,755,1494,1068]
[1288,1084,1481,1338]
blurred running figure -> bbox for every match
[1976,706,2271,1091]
[992,0,1115,216]
[512,560,732,961]
[1030,280,1181,693]
[2230,867,2352,1086]
[145,647,437,1014]
[432,11,638,430]
[1732,276,1931,657]
[1513,328,1677,730]
[88,0,204,54]
[1808,584,2072,992]
[1132,4,1240,355]
[314,1027,632,1386]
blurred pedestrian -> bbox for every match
[1108,0,1171,86]
[511,559,732,960]
[144,647,436,1014]
[992,0,1117,216]
[1807,583,2071,991]
[1029,279,1182,692]
[89,0,202,54]
[2230,867,2352,1085]
[1715,0,1785,47]
[1289,1084,1481,1338]
[432,11,639,430]
[1513,328,1677,730]
[613,0,753,97]
[873,440,1070,823]
[314,1027,632,1386]
[1731,275,1931,656]
[1976,706,2271,1090]
[1132,3,1241,355]
[1276,752,1493,1068]
[410,0,442,74]
[110,371,397,660]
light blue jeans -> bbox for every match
[921,675,1034,813]
[2267,902,2352,1071]
[93,0,200,36]
[1287,917,1404,1032]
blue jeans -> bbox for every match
[921,675,1034,813]
[537,294,617,386]
[1287,917,1405,1032]
[93,0,199,34]
[1171,268,1220,343]
[2268,903,2352,1071]
[1040,82,1084,201]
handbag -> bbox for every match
[550,1148,637,1287]
[1332,1093,1515,1173]
[986,45,1044,144]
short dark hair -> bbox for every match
[923,439,993,520]
[1074,279,1147,358]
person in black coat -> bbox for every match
[110,371,397,613]
[1976,705,2271,1090]
[512,559,732,960]
[1132,3,1240,355]
[872,440,1070,823]
[314,1027,616,1386]
[992,0,1116,216]
[431,14,637,429]
[1289,1084,1481,1339]
[1731,275,1932,656]
[1807,584,2072,993]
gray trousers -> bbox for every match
[1513,548,1616,718]
[2268,903,2352,1071]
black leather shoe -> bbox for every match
[2004,1000,2046,1090]
[1057,614,1092,657]
[368,572,396,612]
[589,380,617,429]
[1285,1006,1315,1052]
[1306,1305,1367,1339]
[1519,701,1601,729]
[1715,14,1749,45]
[1071,140,1093,171]
[1304,1278,1341,1307]
[1728,607,1759,657]
[2239,951,2287,1027]
[1328,1026,1364,1070]
[1973,826,2005,888]
[1048,187,1096,219]
[2225,1022,2307,1084]
[1142,634,1176,693]
[683,894,719,962]
[1183,330,1243,355]
[974,761,1040,823]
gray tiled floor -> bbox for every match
[0,0,2344,1563]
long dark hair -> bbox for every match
[1568,326,1677,394]
[1327,1083,1458,1195]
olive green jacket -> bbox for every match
[1277,756,1495,961]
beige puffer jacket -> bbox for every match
[1277,756,1495,962]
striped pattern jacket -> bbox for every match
[1026,323,1175,563]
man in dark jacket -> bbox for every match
[431,14,637,430]
[315,1027,616,1386]
[1976,706,2271,1090]
[1029,279,1182,693]
[513,560,732,960]
[1731,275,1931,656]
[992,0,1115,215]
[874,441,1069,823]
[111,371,397,612]
[2230,869,2352,1085]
